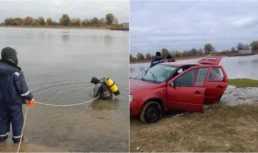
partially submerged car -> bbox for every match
[130,56,228,123]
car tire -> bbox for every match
[216,95,222,103]
[140,101,162,123]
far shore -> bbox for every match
[130,55,209,64]
[130,53,258,64]
[0,25,129,31]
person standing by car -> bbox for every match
[166,54,176,62]
[150,51,165,68]
[0,47,35,145]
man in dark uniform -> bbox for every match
[0,47,35,145]
[150,51,165,68]
[166,54,176,62]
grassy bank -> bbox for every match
[229,78,258,88]
[131,104,258,152]
[131,78,258,152]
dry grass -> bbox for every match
[130,103,258,152]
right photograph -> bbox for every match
[130,0,258,152]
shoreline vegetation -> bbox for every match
[130,42,258,64]
[0,25,128,30]
[131,78,258,152]
[0,13,129,31]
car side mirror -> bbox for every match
[169,81,175,87]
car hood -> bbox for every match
[130,79,161,94]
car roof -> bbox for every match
[160,56,223,67]
[160,62,200,67]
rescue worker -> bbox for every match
[150,51,165,68]
[0,47,35,145]
[166,54,176,62]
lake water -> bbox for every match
[130,55,258,80]
[0,27,129,152]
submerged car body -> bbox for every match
[130,56,228,123]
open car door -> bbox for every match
[204,66,228,104]
[167,66,210,112]
[197,56,223,65]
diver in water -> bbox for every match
[90,77,120,100]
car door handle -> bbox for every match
[193,91,203,95]
[216,85,225,88]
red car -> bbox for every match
[130,56,228,123]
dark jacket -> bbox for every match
[150,57,165,68]
[0,59,33,105]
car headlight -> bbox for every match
[129,94,133,102]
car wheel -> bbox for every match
[216,95,222,103]
[140,101,162,123]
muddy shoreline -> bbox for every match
[221,85,258,106]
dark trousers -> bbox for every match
[0,104,24,143]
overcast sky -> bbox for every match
[0,0,129,23]
[130,0,258,56]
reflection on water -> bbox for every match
[0,27,129,152]
[27,31,34,39]
[61,34,70,43]
[39,31,45,40]
[130,67,135,73]
[104,35,113,45]
[130,55,258,80]
[251,59,258,63]
[92,35,99,43]
[222,55,258,79]
[47,33,53,40]
[90,99,120,110]
[139,66,146,72]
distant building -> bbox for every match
[122,23,129,29]
[239,49,252,54]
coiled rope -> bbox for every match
[35,96,99,107]
[16,96,99,153]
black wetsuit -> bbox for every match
[91,77,113,100]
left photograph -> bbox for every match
[0,0,129,152]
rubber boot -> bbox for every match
[0,135,8,146]
[13,136,28,145]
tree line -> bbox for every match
[1,13,120,27]
[130,41,258,62]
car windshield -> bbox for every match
[135,65,177,83]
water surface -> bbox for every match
[130,55,258,80]
[0,27,129,152]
